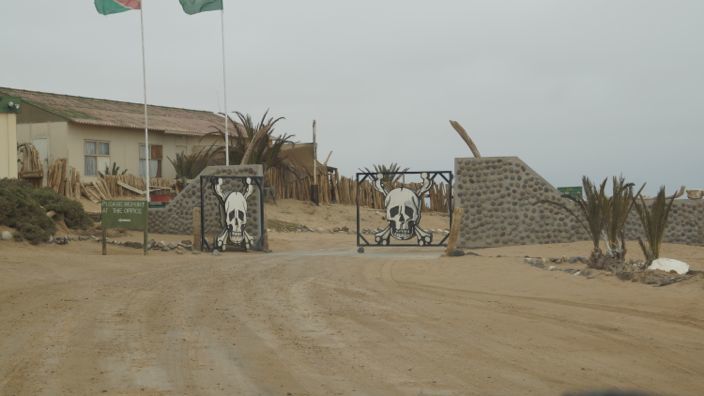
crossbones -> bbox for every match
[212,177,254,251]
[372,172,433,246]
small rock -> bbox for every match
[175,247,185,255]
[574,270,581,276]
[1,230,13,241]
[357,247,365,254]
[524,257,545,268]
[123,241,143,249]
[180,240,192,246]
[447,249,465,257]
[648,258,689,275]
[548,265,556,271]
[212,249,221,256]
[166,242,177,250]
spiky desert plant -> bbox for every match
[99,162,128,177]
[604,176,645,261]
[203,111,296,173]
[168,147,213,186]
[540,176,610,267]
[361,163,410,185]
[633,186,680,263]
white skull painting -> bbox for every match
[372,172,433,246]
[213,177,254,250]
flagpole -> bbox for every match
[220,7,229,166]
[140,5,150,202]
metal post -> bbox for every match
[102,227,107,255]
[139,7,151,203]
[221,8,229,165]
[144,204,148,255]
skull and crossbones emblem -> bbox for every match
[372,172,433,246]
[212,177,254,251]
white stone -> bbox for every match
[648,258,689,275]
[1,231,13,241]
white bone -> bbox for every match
[372,173,388,196]
[243,177,254,200]
[416,172,433,196]
[414,225,433,246]
[214,177,226,201]
[215,228,228,250]
[242,229,253,249]
[374,225,392,245]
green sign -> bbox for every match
[558,186,583,200]
[101,200,148,230]
[0,96,21,114]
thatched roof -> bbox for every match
[0,87,237,137]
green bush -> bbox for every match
[0,179,92,244]
[29,187,92,229]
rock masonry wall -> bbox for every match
[149,165,264,241]
[454,157,703,249]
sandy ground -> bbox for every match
[265,199,451,233]
[1,229,703,396]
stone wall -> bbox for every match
[455,157,586,249]
[148,165,264,243]
[624,200,704,245]
[454,157,704,249]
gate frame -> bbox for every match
[355,170,453,247]
[199,175,265,252]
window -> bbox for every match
[84,140,110,177]
[139,144,163,178]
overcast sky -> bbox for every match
[1,1,701,193]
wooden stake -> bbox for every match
[445,207,464,256]
[193,207,201,251]
[449,120,481,158]
[102,227,107,256]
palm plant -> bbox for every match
[633,186,680,263]
[541,176,610,267]
[361,163,410,185]
[604,176,645,260]
[99,162,128,177]
[168,148,212,187]
[203,111,296,172]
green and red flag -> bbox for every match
[179,0,223,15]
[95,0,141,15]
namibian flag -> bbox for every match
[95,0,141,15]
[179,0,223,15]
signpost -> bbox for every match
[101,200,148,255]
[557,186,583,200]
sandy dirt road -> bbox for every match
[1,234,703,395]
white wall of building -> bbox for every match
[16,121,225,181]
[0,113,18,178]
